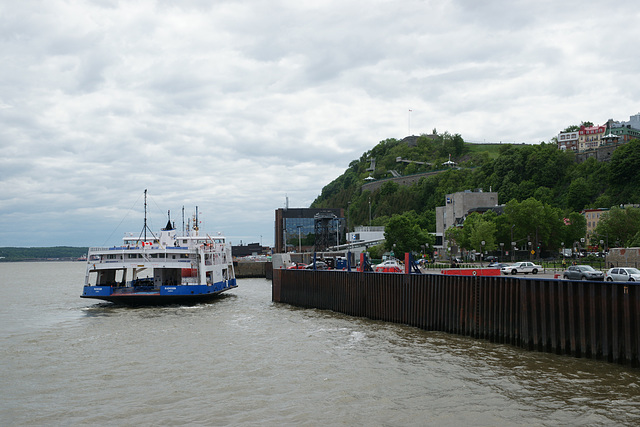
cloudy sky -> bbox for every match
[1,0,639,247]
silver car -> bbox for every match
[605,267,640,282]
[562,265,604,281]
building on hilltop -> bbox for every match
[557,130,579,151]
[435,190,499,258]
[606,114,640,144]
[274,207,344,253]
[578,124,607,152]
[558,113,640,156]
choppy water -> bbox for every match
[1,262,640,426]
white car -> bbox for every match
[605,267,640,282]
[374,259,403,273]
[500,261,542,275]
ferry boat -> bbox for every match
[81,194,237,306]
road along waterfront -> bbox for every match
[2,262,640,425]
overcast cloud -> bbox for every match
[1,0,639,247]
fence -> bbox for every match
[272,270,640,366]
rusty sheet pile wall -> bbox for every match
[272,270,640,365]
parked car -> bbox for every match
[305,261,330,270]
[500,261,542,275]
[562,265,604,281]
[605,267,640,282]
[374,259,403,273]
[484,255,498,262]
[287,263,307,270]
[488,262,509,269]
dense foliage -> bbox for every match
[311,132,640,255]
[593,206,640,248]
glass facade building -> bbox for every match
[274,208,344,253]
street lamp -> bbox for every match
[500,242,504,261]
[481,240,485,266]
[511,241,516,262]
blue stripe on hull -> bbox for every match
[81,280,238,306]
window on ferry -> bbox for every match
[180,254,189,259]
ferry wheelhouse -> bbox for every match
[81,204,236,306]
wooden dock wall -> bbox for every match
[272,270,640,366]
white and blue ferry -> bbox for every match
[81,196,237,306]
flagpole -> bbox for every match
[408,109,412,135]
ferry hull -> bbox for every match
[81,280,238,306]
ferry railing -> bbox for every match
[88,246,191,252]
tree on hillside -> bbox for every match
[566,177,590,211]
[439,132,465,157]
[594,206,640,248]
[503,198,564,253]
[560,212,587,249]
[445,226,464,251]
[384,211,435,255]
[608,139,640,204]
[444,212,497,256]
[466,215,497,253]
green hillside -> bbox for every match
[310,132,640,255]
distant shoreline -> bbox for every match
[0,247,89,263]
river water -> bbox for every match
[1,262,640,426]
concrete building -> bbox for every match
[435,190,499,258]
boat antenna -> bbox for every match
[182,206,185,236]
[137,189,158,244]
[194,206,199,235]
[144,189,148,241]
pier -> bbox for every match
[234,261,272,278]
[272,269,640,366]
